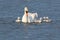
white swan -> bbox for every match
[22,7,38,23]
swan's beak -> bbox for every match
[26,11,28,16]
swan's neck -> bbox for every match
[24,7,28,15]
[24,7,29,23]
[26,11,28,23]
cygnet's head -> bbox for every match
[46,17,49,19]
[17,17,20,19]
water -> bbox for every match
[0,0,60,40]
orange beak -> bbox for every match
[26,11,28,16]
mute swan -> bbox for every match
[22,7,38,23]
[16,17,21,23]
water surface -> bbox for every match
[0,0,60,40]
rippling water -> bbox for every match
[0,0,60,40]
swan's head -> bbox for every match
[24,7,28,16]
[24,7,28,11]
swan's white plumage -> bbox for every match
[28,12,38,22]
[22,13,38,23]
[22,7,38,23]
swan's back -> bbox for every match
[28,12,38,22]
